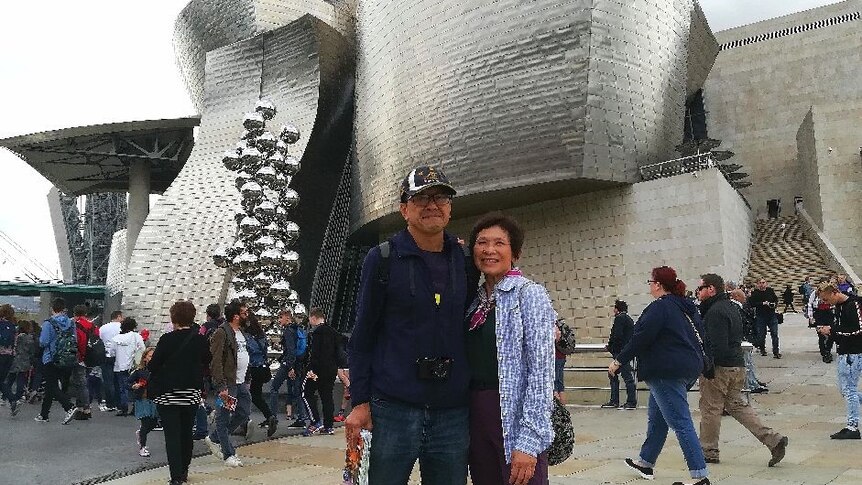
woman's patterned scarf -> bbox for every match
[468,268,523,331]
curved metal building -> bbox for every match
[351,0,717,233]
[119,0,719,329]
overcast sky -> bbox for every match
[0,0,844,280]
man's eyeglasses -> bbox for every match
[696,285,710,293]
[409,193,453,207]
[646,280,658,285]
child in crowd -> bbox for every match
[129,348,158,457]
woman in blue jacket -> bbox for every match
[466,213,555,485]
[246,314,277,438]
[609,266,710,485]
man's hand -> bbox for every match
[288,368,296,379]
[509,450,537,485]
[817,326,831,336]
[218,388,229,400]
[307,370,318,381]
[131,383,141,390]
[344,403,373,448]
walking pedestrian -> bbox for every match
[130,347,158,457]
[603,300,637,409]
[245,313,277,437]
[149,300,212,485]
[781,285,796,313]
[610,266,710,485]
[300,307,343,436]
[108,318,145,416]
[99,311,123,412]
[748,279,781,358]
[7,320,36,416]
[695,274,788,467]
[35,298,78,425]
[205,300,252,467]
[0,304,20,416]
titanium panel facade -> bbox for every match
[351,0,715,232]
[124,16,353,331]
[174,0,355,111]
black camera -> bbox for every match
[416,357,453,381]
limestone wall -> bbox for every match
[449,168,752,342]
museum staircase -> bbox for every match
[744,215,834,309]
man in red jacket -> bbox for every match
[70,304,99,420]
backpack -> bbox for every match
[0,320,15,349]
[295,327,308,357]
[555,318,577,355]
[76,320,106,367]
[49,318,78,368]
[798,283,806,296]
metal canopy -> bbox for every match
[0,281,105,297]
[0,117,200,196]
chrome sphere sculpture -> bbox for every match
[212,99,303,317]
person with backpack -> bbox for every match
[35,298,78,425]
[108,317,146,416]
[347,166,477,483]
[268,308,308,428]
[0,304,19,416]
[70,304,102,420]
[603,300,637,410]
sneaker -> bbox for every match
[139,446,150,457]
[224,455,243,467]
[671,478,710,485]
[823,354,833,363]
[768,436,788,467]
[34,415,49,423]
[321,427,335,435]
[153,426,163,431]
[750,386,769,394]
[258,420,269,428]
[289,419,307,428]
[62,407,77,425]
[760,349,767,356]
[704,456,719,464]
[266,415,278,438]
[830,427,861,440]
[98,404,109,412]
[621,402,637,410]
[600,402,620,409]
[10,400,19,417]
[624,457,654,480]
[773,353,782,359]
[204,436,224,460]
[136,429,141,447]
[302,424,321,437]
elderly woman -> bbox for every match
[610,266,710,485]
[148,301,212,485]
[466,212,555,485]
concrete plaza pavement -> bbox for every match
[105,313,861,484]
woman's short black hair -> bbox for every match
[121,317,137,333]
[468,211,525,260]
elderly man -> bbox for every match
[695,273,787,466]
[346,166,477,484]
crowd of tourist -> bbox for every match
[2,165,861,485]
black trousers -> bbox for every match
[157,404,196,481]
[303,373,335,429]
[818,332,834,356]
[139,416,159,447]
[249,369,273,419]
[40,364,73,418]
